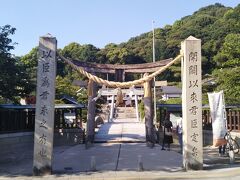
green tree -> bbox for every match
[214,34,240,68]
[213,33,240,104]
[55,75,78,97]
[20,47,38,87]
[213,68,240,104]
[59,43,100,80]
[55,75,87,104]
[61,42,100,62]
[0,25,33,103]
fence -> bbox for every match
[203,109,240,132]
[157,104,240,132]
[0,104,85,134]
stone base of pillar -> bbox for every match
[86,135,95,143]
[184,162,203,171]
[33,165,52,176]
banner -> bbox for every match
[207,91,227,147]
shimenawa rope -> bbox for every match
[57,53,183,88]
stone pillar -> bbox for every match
[181,36,203,170]
[143,73,155,146]
[33,35,57,175]
[86,79,97,143]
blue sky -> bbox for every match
[1,0,239,56]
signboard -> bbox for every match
[64,112,76,124]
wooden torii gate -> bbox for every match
[69,57,171,145]
[71,58,171,146]
[33,35,203,175]
[70,58,173,82]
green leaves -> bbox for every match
[0,25,16,54]
[214,33,240,68]
[2,3,240,105]
[55,75,87,104]
[212,33,240,104]
[60,42,100,63]
[213,67,240,104]
[0,25,34,103]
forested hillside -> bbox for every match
[121,3,239,81]
[1,3,240,104]
[58,3,240,104]
[119,3,240,103]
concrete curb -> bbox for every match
[1,167,240,180]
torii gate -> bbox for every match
[70,57,173,82]
[64,57,170,145]
[33,35,202,175]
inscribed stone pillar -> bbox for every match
[143,73,155,146]
[86,79,97,143]
[181,36,203,170]
[33,35,57,175]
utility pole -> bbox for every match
[152,20,157,123]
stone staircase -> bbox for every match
[115,107,136,119]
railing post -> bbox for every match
[135,95,140,122]
[229,110,232,130]
[109,95,115,122]
[237,111,240,131]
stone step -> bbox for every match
[116,107,136,113]
[116,110,136,114]
[115,106,137,119]
[116,113,136,118]
[115,107,135,110]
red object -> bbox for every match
[26,96,36,104]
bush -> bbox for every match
[165,98,182,104]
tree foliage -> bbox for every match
[55,75,88,104]
[20,47,38,87]
[2,3,240,105]
[0,25,33,103]
[56,3,240,104]
[213,33,240,104]
[61,42,100,63]
[214,33,240,67]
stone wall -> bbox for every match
[157,128,240,147]
[0,129,85,155]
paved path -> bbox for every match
[0,143,182,175]
[1,143,240,179]
[53,143,182,173]
[95,118,145,143]
[1,118,240,179]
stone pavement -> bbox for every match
[95,118,145,143]
[0,142,240,179]
[0,118,240,179]
[54,143,182,172]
